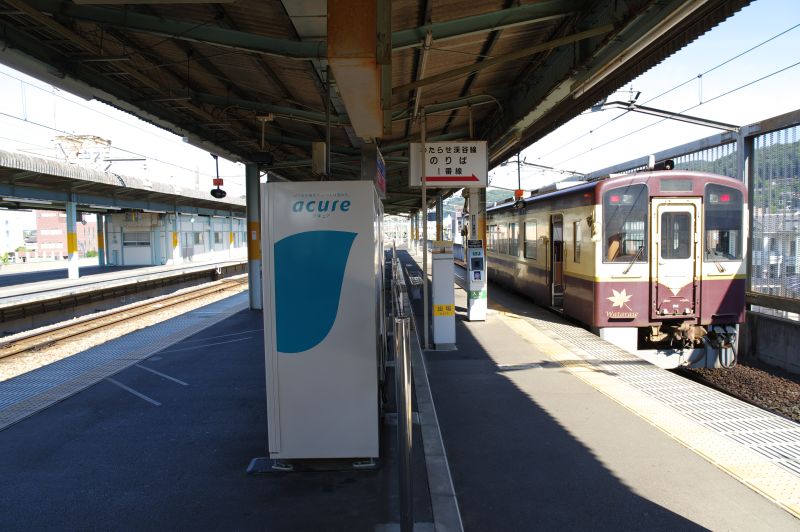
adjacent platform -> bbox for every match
[0,259,247,334]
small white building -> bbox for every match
[103,212,247,266]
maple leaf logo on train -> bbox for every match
[607,289,633,310]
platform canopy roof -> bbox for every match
[0,0,751,213]
[0,149,246,216]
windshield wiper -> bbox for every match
[622,245,644,274]
[707,247,726,272]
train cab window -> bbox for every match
[524,221,537,259]
[660,212,691,259]
[603,184,648,262]
[704,184,743,261]
[509,223,518,256]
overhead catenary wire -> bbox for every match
[554,58,800,167]
[534,21,800,164]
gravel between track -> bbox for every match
[689,357,800,424]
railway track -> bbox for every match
[0,276,247,360]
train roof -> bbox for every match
[487,170,745,214]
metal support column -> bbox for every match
[229,212,235,258]
[420,114,429,349]
[97,213,106,267]
[246,162,263,310]
[66,198,79,280]
[436,196,444,241]
[172,210,181,265]
[739,130,755,356]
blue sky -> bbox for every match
[0,0,798,198]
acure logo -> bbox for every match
[292,199,351,213]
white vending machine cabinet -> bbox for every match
[466,239,487,321]
[431,241,455,349]
[261,180,382,459]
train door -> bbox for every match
[650,199,701,319]
[550,214,564,309]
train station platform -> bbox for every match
[0,289,435,530]
[398,247,800,530]
[1,246,799,530]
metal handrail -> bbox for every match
[394,316,413,532]
[390,241,413,532]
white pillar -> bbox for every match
[66,199,79,279]
[246,163,262,310]
[172,211,181,265]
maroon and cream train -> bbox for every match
[485,169,746,368]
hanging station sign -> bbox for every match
[409,141,487,188]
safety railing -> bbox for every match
[390,242,414,532]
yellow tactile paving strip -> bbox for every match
[491,302,800,518]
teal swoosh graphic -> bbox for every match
[274,230,357,353]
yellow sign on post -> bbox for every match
[433,304,455,317]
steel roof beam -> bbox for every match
[22,0,579,60]
[191,92,351,127]
[22,0,326,59]
[392,24,613,95]
[391,0,582,50]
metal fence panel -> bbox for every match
[751,124,800,299]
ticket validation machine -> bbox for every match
[466,239,487,321]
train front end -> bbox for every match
[595,172,747,368]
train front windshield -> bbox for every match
[603,184,648,262]
[704,184,743,261]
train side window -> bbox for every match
[574,221,581,263]
[487,224,497,251]
[509,223,518,256]
[704,184,743,261]
[603,184,648,262]
[498,224,509,255]
[524,220,537,259]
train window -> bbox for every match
[573,221,581,263]
[660,213,691,259]
[524,221,537,259]
[498,224,509,255]
[704,184,743,261]
[509,223,518,256]
[604,184,648,262]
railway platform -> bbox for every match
[397,247,800,530]
[0,247,799,530]
[0,290,433,530]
